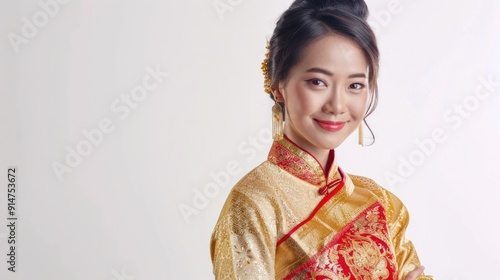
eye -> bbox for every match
[307,79,327,87]
[349,83,365,90]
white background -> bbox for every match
[1,0,499,279]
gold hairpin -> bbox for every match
[261,42,272,94]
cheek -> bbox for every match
[295,94,316,113]
[348,94,370,119]
[286,85,317,115]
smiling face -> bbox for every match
[272,34,370,162]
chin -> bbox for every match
[316,139,345,150]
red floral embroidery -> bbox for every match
[284,202,397,280]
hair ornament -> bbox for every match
[261,41,272,94]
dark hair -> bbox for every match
[267,0,379,144]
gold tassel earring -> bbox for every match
[358,122,364,146]
[272,102,284,141]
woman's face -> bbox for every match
[273,34,370,159]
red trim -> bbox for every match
[276,167,346,247]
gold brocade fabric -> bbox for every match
[210,137,433,280]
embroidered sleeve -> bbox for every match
[210,189,277,280]
[387,194,434,280]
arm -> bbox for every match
[347,175,434,279]
[387,194,433,280]
[210,190,277,280]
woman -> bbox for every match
[210,0,433,279]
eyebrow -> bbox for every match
[305,67,367,79]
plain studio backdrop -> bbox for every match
[1,0,499,279]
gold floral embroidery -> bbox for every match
[335,236,390,279]
[234,244,255,267]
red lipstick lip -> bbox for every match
[314,119,346,132]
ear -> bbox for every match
[271,84,285,103]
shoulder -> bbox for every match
[348,174,409,231]
[348,173,403,206]
[230,160,282,201]
[216,161,281,228]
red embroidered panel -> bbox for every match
[284,202,397,280]
[268,142,323,186]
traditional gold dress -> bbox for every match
[210,136,433,280]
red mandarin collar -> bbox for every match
[267,136,344,195]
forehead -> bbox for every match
[295,34,368,73]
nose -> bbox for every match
[323,86,346,115]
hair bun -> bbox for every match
[296,0,369,20]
